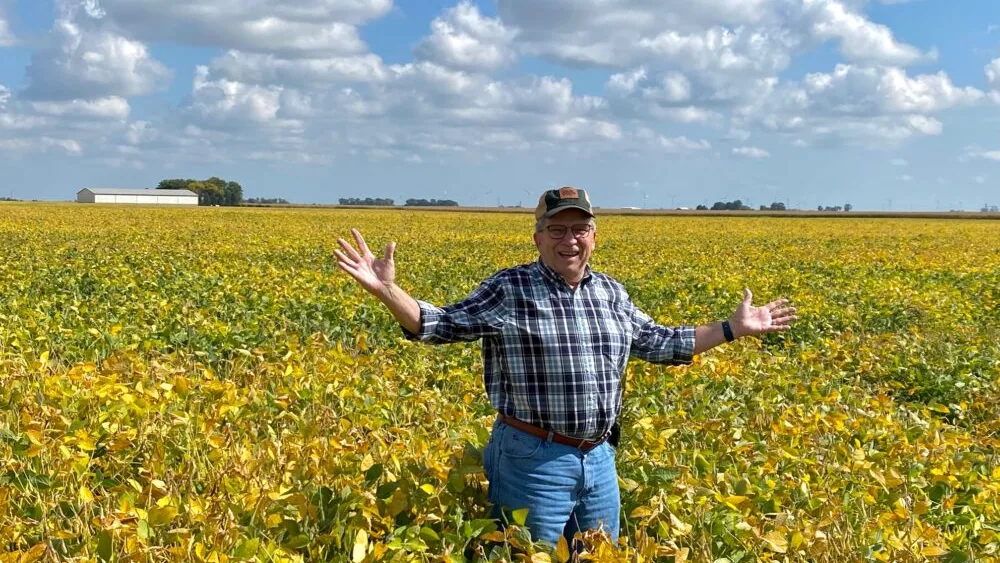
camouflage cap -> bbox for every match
[534,187,594,220]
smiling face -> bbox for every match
[533,208,596,287]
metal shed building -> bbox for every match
[77,188,199,205]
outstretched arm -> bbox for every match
[693,288,797,355]
[334,228,421,334]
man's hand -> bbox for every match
[729,288,797,338]
[334,228,397,298]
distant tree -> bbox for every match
[246,197,290,204]
[696,204,708,211]
[769,202,786,211]
[338,198,395,206]
[405,198,459,207]
[158,179,194,191]
[224,182,243,206]
[844,203,853,212]
[711,199,750,211]
[158,177,243,206]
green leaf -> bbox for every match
[96,530,112,562]
[511,508,529,526]
[137,520,151,540]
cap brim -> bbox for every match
[543,204,595,218]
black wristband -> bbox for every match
[722,320,735,342]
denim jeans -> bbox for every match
[482,418,620,548]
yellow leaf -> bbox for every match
[420,483,435,495]
[531,553,552,563]
[762,531,788,553]
[669,513,692,537]
[78,485,94,504]
[18,544,48,563]
[148,506,178,527]
[481,531,506,542]
[555,536,570,563]
[674,547,689,563]
[151,479,167,490]
[921,546,948,557]
[630,506,653,519]
[26,430,43,445]
[352,529,368,563]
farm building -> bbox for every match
[77,188,199,205]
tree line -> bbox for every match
[337,198,460,207]
[693,200,853,211]
[157,177,243,206]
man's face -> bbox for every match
[533,208,596,286]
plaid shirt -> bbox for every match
[403,258,696,440]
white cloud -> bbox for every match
[964,147,1000,161]
[0,9,15,46]
[30,97,130,120]
[973,175,987,184]
[25,15,171,100]
[803,65,982,114]
[986,58,1000,90]
[733,146,770,158]
[641,72,692,103]
[890,158,908,166]
[635,128,712,152]
[607,67,647,94]
[182,65,302,130]
[209,50,389,87]
[415,1,518,72]
[547,118,622,141]
[806,0,934,66]
[95,0,391,54]
[898,174,912,182]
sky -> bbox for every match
[1,0,1000,210]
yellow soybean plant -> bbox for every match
[1,203,999,562]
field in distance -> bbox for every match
[1,203,998,562]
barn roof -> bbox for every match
[78,188,198,196]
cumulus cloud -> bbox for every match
[209,50,389,87]
[95,0,390,54]
[802,64,983,114]
[24,10,171,100]
[30,97,130,119]
[733,146,770,158]
[182,65,302,131]
[806,0,934,66]
[415,1,518,72]
[0,9,15,46]
[964,147,1000,161]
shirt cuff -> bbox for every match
[674,325,697,364]
[401,300,443,342]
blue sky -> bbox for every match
[1,0,999,210]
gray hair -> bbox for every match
[535,216,597,233]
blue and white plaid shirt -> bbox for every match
[403,258,696,440]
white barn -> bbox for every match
[77,188,199,205]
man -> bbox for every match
[334,187,797,549]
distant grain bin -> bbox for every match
[76,188,199,205]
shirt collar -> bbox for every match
[535,257,592,289]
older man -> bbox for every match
[334,187,797,548]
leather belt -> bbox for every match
[499,414,610,452]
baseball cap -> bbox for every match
[535,187,595,220]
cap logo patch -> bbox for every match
[559,187,579,199]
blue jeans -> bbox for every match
[482,418,620,548]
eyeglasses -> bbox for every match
[544,224,594,239]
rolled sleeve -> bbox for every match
[400,276,507,344]
[626,301,696,365]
